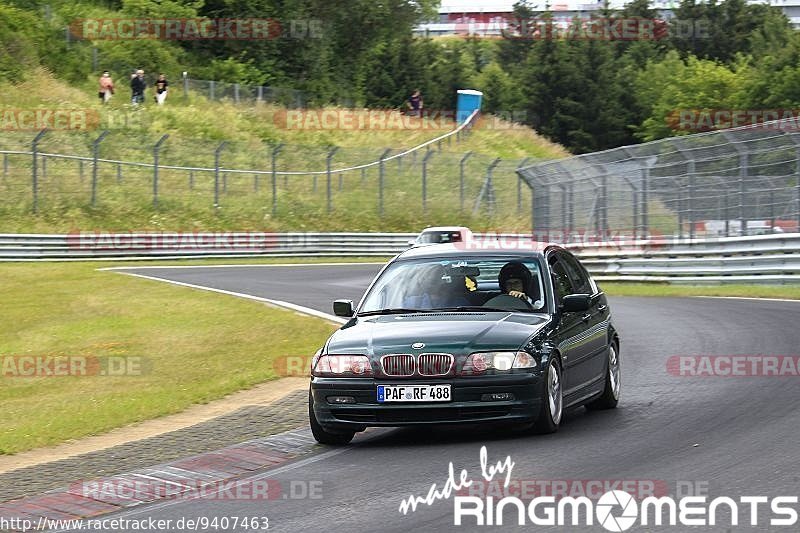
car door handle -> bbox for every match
[581,314,592,322]
[598,305,607,312]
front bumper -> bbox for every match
[310,373,541,431]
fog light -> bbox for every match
[327,396,356,404]
[481,393,515,401]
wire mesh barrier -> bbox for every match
[517,121,800,240]
[182,78,313,107]
[0,111,538,229]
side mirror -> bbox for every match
[333,299,354,317]
[407,239,416,246]
[561,294,591,313]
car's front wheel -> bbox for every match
[308,390,355,445]
[532,356,563,434]
[586,343,620,410]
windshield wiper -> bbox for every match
[431,306,516,313]
[357,308,427,316]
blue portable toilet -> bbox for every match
[456,89,483,124]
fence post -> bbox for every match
[234,83,240,104]
[91,130,110,206]
[117,162,122,183]
[214,141,227,209]
[460,152,472,213]
[257,86,263,103]
[152,134,169,208]
[79,160,84,182]
[422,148,435,214]
[378,148,391,217]
[182,72,188,101]
[271,143,283,215]
[641,168,649,238]
[473,158,501,216]
[738,153,748,235]
[326,146,339,214]
[516,158,531,214]
[687,160,696,239]
[487,158,500,216]
[41,155,47,181]
[724,191,731,237]
[769,189,776,232]
[209,80,216,101]
[601,174,609,239]
[568,182,574,236]
[797,152,800,232]
[31,129,48,213]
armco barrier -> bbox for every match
[1,232,799,284]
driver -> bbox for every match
[498,261,534,305]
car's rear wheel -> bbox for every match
[309,391,355,445]
[586,343,620,410]
[532,357,562,434]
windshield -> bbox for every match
[359,257,547,314]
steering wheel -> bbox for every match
[482,293,534,311]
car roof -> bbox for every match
[418,226,470,233]
[396,242,565,260]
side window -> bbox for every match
[549,257,573,302]
[558,252,593,294]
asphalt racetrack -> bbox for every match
[92,263,800,532]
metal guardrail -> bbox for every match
[2,232,799,284]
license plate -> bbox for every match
[377,384,451,403]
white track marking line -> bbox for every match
[98,262,386,271]
[112,271,346,325]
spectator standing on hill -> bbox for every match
[154,74,169,105]
[130,69,146,105]
[98,71,114,104]
[407,88,423,117]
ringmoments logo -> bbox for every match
[397,447,800,529]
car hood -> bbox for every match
[326,312,550,355]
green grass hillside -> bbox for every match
[0,70,570,233]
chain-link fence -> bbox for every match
[518,122,800,240]
[182,78,317,108]
[0,116,538,231]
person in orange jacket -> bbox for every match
[98,71,115,104]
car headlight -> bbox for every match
[312,354,373,377]
[462,351,537,375]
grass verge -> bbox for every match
[600,283,800,300]
[0,262,337,455]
